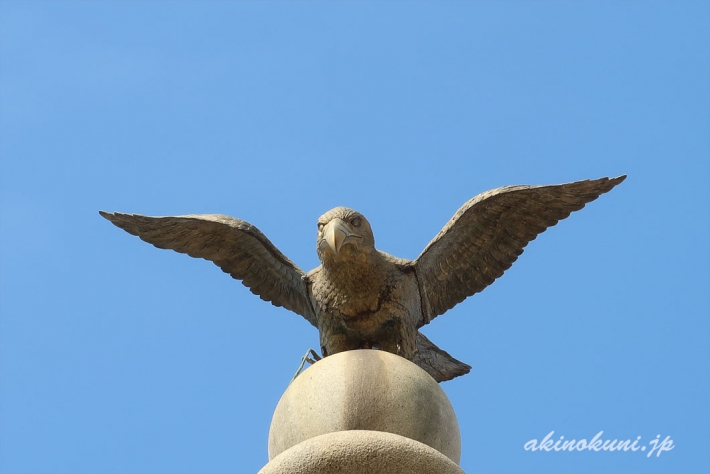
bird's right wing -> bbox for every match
[413,176,626,325]
[100,212,317,326]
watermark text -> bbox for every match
[524,431,674,458]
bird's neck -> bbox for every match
[321,248,386,289]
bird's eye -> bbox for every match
[351,217,362,227]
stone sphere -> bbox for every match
[259,430,465,474]
[268,349,461,464]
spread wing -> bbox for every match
[413,176,626,325]
[100,212,317,326]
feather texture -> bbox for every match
[100,175,625,383]
[99,212,317,326]
[414,176,626,325]
[413,332,471,381]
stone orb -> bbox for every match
[260,430,465,474]
[267,349,461,464]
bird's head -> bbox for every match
[316,207,375,263]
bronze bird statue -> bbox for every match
[100,176,625,382]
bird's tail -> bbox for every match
[413,332,471,382]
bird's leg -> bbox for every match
[374,339,400,356]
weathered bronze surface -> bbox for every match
[101,176,625,381]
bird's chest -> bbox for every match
[311,269,402,328]
[312,276,380,317]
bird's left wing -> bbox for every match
[100,212,317,326]
[413,176,626,326]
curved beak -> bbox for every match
[323,218,359,254]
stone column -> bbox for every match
[258,350,465,474]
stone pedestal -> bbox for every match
[258,350,465,473]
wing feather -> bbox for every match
[414,176,626,325]
[100,211,316,326]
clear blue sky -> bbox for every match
[1,2,708,473]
